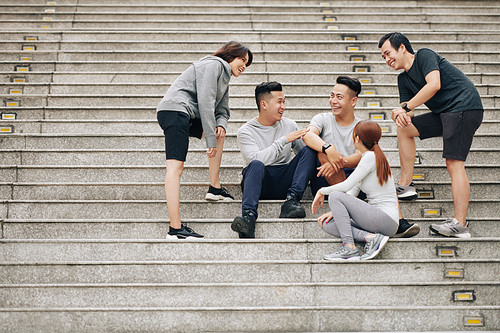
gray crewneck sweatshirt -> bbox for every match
[156,55,232,148]
[237,117,305,167]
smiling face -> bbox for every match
[228,53,249,77]
[259,90,286,125]
[329,83,357,118]
[380,39,406,71]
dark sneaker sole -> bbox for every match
[166,234,204,240]
[231,217,255,238]
[279,208,306,218]
[205,193,234,202]
[393,224,420,238]
[397,193,418,200]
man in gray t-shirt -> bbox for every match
[303,76,362,195]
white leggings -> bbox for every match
[322,191,398,244]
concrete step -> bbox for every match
[2,3,499,14]
[3,60,500,73]
[2,93,498,108]
[1,119,498,137]
[2,280,499,308]
[2,105,500,122]
[1,238,499,261]
[2,217,499,240]
[3,71,499,85]
[1,148,498,166]
[1,132,498,151]
[1,198,498,220]
[3,81,499,96]
[3,40,500,52]
[8,12,500,23]
[1,257,498,283]
[1,179,497,201]
[1,306,499,332]
[2,13,500,29]
[2,164,498,184]
[4,30,500,42]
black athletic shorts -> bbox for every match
[157,110,203,161]
[412,109,483,161]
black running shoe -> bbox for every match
[166,224,204,240]
[231,211,256,238]
[279,192,306,218]
[205,185,235,201]
[393,218,420,238]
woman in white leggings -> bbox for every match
[312,120,399,260]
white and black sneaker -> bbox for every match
[205,185,234,201]
[166,224,204,240]
[395,182,417,200]
[429,218,471,238]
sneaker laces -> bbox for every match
[183,225,195,233]
[442,218,459,228]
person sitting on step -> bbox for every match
[232,81,318,238]
[312,120,399,261]
[379,32,484,238]
[303,75,419,238]
[157,41,253,239]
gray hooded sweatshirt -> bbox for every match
[157,55,232,148]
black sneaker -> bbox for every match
[205,185,235,202]
[393,218,420,238]
[279,192,306,218]
[166,224,204,240]
[231,211,256,238]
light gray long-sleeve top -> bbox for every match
[156,55,231,148]
[237,117,305,167]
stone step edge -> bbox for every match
[2,258,500,265]
[1,164,497,168]
[5,29,500,34]
[2,237,499,243]
[3,217,499,223]
[2,71,499,77]
[2,180,500,185]
[2,281,499,288]
[1,305,499,312]
[2,198,499,204]
[1,148,498,152]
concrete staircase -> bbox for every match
[1,0,499,331]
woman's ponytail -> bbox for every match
[353,121,391,186]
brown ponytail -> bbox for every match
[353,120,391,186]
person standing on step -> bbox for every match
[232,81,318,238]
[302,75,419,238]
[312,120,399,261]
[379,32,483,238]
[157,41,253,239]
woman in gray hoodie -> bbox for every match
[157,41,253,239]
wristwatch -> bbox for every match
[322,143,332,154]
[401,102,411,112]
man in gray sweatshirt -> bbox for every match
[231,81,317,238]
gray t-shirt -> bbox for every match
[309,113,360,157]
[398,48,483,114]
[237,117,305,167]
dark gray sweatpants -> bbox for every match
[322,191,398,244]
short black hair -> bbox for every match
[336,76,361,97]
[255,81,282,110]
[378,32,415,54]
